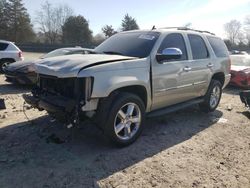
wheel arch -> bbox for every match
[211,72,225,86]
[109,85,148,109]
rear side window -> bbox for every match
[188,34,209,60]
[207,36,229,57]
[158,33,187,61]
[0,42,9,51]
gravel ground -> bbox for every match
[0,70,250,188]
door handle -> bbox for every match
[207,63,214,68]
[183,67,192,72]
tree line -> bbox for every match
[0,0,249,50]
[0,0,139,47]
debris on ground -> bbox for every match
[0,98,6,110]
[226,104,233,111]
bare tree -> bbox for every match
[36,1,73,43]
[224,20,242,45]
[244,15,250,45]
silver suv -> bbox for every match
[0,40,24,71]
[24,28,231,146]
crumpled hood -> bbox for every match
[35,54,136,78]
[6,60,36,71]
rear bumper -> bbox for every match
[229,74,250,89]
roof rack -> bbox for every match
[159,27,215,35]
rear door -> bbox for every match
[186,34,212,97]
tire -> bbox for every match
[97,92,145,147]
[0,60,14,73]
[199,80,222,113]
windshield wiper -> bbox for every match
[103,51,124,56]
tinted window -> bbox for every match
[95,32,160,58]
[188,34,209,59]
[207,36,229,57]
[0,42,9,51]
[68,50,86,55]
[158,33,187,61]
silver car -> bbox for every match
[0,40,24,71]
[24,28,231,146]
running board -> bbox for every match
[147,98,204,118]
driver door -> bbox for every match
[151,33,194,110]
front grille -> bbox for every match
[39,75,77,98]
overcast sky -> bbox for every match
[23,0,250,38]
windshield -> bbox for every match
[231,56,250,66]
[42,49,74,59]
[94,31,160,58]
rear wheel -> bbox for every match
[98,92,145,147]
[199,80,222,112]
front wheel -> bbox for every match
[199,80,222,113]
[102,93,145,147]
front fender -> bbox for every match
[78,66,151,111]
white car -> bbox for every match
[0,40,24,71]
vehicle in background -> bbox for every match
[230,50,248,55]
[0,40,24,72]
[230,55,250,89]
[3,47,93,85]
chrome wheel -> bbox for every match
[210,85,221,109]
[114,102,141,141]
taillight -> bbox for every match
[18,51,23,58]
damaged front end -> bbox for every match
[23,74,94,126]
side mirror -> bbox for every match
[156,48,182,63]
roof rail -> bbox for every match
[160,27,215,35]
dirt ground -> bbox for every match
[0,57,250,187]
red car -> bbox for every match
[230,55,250,89]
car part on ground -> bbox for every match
[0,40,24,72]
[240,90,250,111]
[0,98,6,110]
[3,47,94,85]
[23,28,231,146]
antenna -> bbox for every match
[152,25,156,30]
